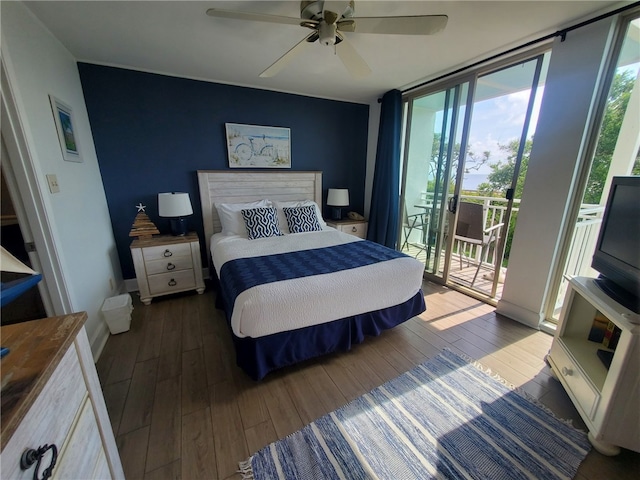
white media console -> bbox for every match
[548,276,640,455]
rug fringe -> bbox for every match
[442,348,585,432]
[238,457,254,479]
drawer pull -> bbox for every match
[168,279,177,287]
[561,366,573,376]
[352,227,357,232]
[20,444,58,480]
[166,262,176,271]
[163,249,173,257]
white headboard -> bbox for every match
[197,170,323,260]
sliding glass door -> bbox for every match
[400,81,470,280]
[400,51,550,303]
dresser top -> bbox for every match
[130,231,198,248]
[1,312,87,450]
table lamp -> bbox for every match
[327,188,349,220]
[158,192,193,236]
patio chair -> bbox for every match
[401,206,428,257]
[454,202,504,287]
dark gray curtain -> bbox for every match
[366,89,402,248]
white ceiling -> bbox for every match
[23,1,626,104]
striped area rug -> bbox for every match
[241,349,591,479]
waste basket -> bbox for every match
[101,293,133,334]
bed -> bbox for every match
[197,170,426,380]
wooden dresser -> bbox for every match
[1,313,124,479]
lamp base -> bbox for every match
[169,217,187,236]
[330,207,343,221]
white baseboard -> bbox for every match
[90,321,110,362]
[495,299,543,329]
[124,278,138,293]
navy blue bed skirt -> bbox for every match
[216,285,426,381]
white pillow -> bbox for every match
[215,199,272,235]
[272,200,327,234]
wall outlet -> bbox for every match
[46,174,60,193]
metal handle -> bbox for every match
[163,249,173,257]
[351,227,357,232]
[20,444,58,480]
[561,366,573,376]
[448,195,458,214]
[168,279,177,287]
[166,262,176,271]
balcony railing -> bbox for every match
[409,192,603,306]
[552,204,604,317]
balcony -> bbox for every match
[401,193,603,310]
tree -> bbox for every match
[584,70,640,204]
[426,133,489,194]
[477,139,533,198]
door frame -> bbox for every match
[1,57,72,316]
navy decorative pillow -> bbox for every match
[283,205,322,233]
[241,207,283,240]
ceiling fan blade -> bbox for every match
[206,8,301,26]
[335,35,371,78]
[259,33,316,78]
[338,15,448,35]
[323,1,352,24]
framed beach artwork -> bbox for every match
[49,95,81,162]
[225,123,291,168]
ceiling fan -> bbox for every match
[206,1,447,78]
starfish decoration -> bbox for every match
[136,203,146,213]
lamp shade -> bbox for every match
[158,192,193,218]
[327,188,349,207]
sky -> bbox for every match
[464,85,544,177]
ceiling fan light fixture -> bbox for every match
[318,22,337,46]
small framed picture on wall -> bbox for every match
[49,95,82,162]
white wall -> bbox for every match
[496,17,617,328]
[1,2,124,357]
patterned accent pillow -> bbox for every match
[241,207,283,240]
[283,205,322,233]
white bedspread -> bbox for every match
[211,230,425,338]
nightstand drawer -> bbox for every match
[550,341,600,419]
[148,269,196,295]
[142,242,191,262]
[145,255,194,275]
[340,223,367,238]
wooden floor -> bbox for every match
[97,281,639,480]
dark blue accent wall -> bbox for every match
[78,64,369,279]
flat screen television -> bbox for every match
[591,176,640,313]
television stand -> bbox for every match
[594,275,640,315]
[547,276,640,455]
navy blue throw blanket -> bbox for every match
[219,240,407,322]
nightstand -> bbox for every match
[325,219,368,239]
[130,232,205,305]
